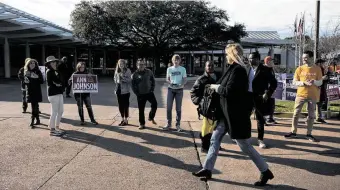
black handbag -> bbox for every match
[198,86,219,121]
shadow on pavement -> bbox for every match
[219,149,340,176]
[208,178,307,190]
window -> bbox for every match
[274,54,281,65]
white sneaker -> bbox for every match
[258,140,267,149]
[162,125,171,131]
[176,125,183,132]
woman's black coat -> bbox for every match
[25,69,44,103]
[216,63,253,139]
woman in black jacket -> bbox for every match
[69,62,98,125]
[46,56,66,137]
[192,43,274,186]
[23,58,43,128]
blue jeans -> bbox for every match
[203,119,268,172]
[167,88,183,126]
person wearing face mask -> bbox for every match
[315,59,329,124]
[249,52,277,149]
[284,51,323,142]
[131,59,158,130]
[264,56,277,125]
[46,56,66,137]
[69,62,98,125]
[190,61,220,153]
[114,59,132,126]
[23,58,44,128]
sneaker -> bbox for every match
[316,118,327,124]
[258,140,267,149]
[284,132,297,138]
[66,95,72,98]
[80,121,85,126]
[176,125,183,132]
[162,125,171,131]
[91,120,98,125]
[118,120,125,126]
[55,126,65,132]
[50,129,63,137]
[306,135,318,142]
[148,118,157,125]
[267,118,278,124]
[139,125,145,130]
[231,139,237,144]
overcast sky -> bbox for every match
[2,0,340,38]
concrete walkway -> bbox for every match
[0,80,339,190]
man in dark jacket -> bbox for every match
[190,61,219,152]
[18,66,28,113]
[58,56,73,98]
[315,59,329,123]
[249,52,277,149]
[132,59,158,130]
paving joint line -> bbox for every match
[187,121,210,190]
[36,120,115,190]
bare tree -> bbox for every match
[319,19,340,61]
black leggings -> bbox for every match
[117,93,130,118]
[31,102,39,119]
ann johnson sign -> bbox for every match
[72,74,98,93]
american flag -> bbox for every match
[298,13,305,37]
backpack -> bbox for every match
[198,85,219,122]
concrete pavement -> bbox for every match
[0,79,339,190]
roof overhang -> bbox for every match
[0,2,85,46]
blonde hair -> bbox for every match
[24,58,38,74]
[76,62,85,72]
[115,59,126,74]
[171,54,181,64]
[225,43,245,67]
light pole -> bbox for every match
[314,0,320,62]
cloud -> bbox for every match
[2,0,340,38]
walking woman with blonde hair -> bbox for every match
[23,58,43,128]
[114,59,132,126]
[192,43,274,186]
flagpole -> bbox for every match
[302,12,306,63]
[294,14,299,68]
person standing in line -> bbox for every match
[69,62,98,125]
[18,60,29,113]
[284,51,323,142]
[46,56,66,137]
[163,54,187,132]
[249,52,277,149]
[315,59,329,124]
[23,58,44,128]
[131,59,158,130]
[114,59,132,126]
[190,61,219,152]
[264,56,278,125]
[58,56,73,98]
[192,43,274,186]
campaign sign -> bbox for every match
[286,88,297,101]
[72,74,98,93]
[327,88,340,101]
[273,82,284,100]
